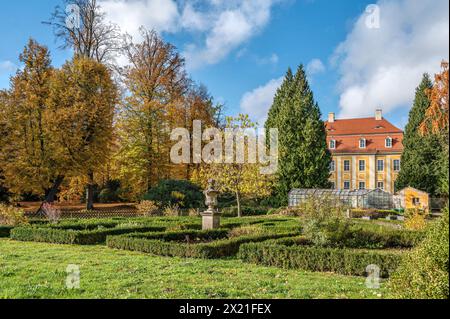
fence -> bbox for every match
[25,209,142,219]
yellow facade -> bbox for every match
[397,187,430,211]
[329,154,401,194]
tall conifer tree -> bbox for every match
[265,65,331,205]
[395,74,442,195]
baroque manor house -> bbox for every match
[326,109,403,194]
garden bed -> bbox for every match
[10,225,165,245]
[106,229,299,259]
[238,241,404,277]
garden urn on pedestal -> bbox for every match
[201,179,221,230]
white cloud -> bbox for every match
[333,0,449,118]
[256,53,279,65]
[306,58,325,76]
[0,61,17,74]
[100,0,281,69]
[99,0,180,38]
[240,77,283,126]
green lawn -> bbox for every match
[0,238,387,299]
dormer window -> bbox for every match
[329,140,336,149]
[385,137,392,148]
[359,138,366,149]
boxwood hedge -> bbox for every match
[10,225,165,245]
[107,230,297,259]
[238,242,404,277]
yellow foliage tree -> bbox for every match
[191,114,273,217]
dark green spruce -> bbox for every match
[395,74,443,196]
[265,65,331,205]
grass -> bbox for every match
[0,238,388,299]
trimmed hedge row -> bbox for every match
[0,225,13,237]
[10,225,165,245]
[238,242,404,277]
[107,231,297,259]
[126,229,229,241]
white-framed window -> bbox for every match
[377,159,384,171]
[385,137,392,148]
[377,181,384,189]
[329,139,336,149]
[412,197,420,205]
[344,181,351,190]
[359,181,366,190]
[393,159,401,171]
[330,160,335,172]
[359,160,366,171]
[359,138,366,148]
[344,160,350,171]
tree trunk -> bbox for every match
[36,175,65,214]
[236,191,242,218]
[86,171,95,210]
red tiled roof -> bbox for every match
[326,117,403,154]
[325,117,403,135]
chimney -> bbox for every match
[375,109,382,121]
[328,112,335,123]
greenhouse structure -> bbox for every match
[288,188,394,210]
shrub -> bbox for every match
[136,200,160,216]
[163,204,181,216]
[390,207,449,299]
[143,180,204,209]
[228,225,264,238]
[42,203,61,224]
[238,242,403,277]
[10,225,165,245]
[0,203,28,226]
[98,179,122,203]
[221,206,268,217]
[107,231,296,259]
[300,196,350,246]
[404,207,428,230]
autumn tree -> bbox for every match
[192,114,273,217]
[113,28,188,197]
[420,61,449,196]
[46,56,118,209]
[0,40,60,203]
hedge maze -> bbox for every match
[2,215,424,278]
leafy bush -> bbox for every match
[390,208,449,299]
[107,231,296,259]
[143,180,204,209]
[300,196,350,246]
[98,179,122,203]
[10,225,165,245]
[404,207,428,230]
[238,242,403,277]
[136,200,160,216]
[163,204,181,216]
[228,225,264,238]
[0,203,28,226]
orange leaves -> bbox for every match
[420,61,449,136]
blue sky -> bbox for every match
[0,0,448,129]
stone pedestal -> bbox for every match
[201,210,221,230]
